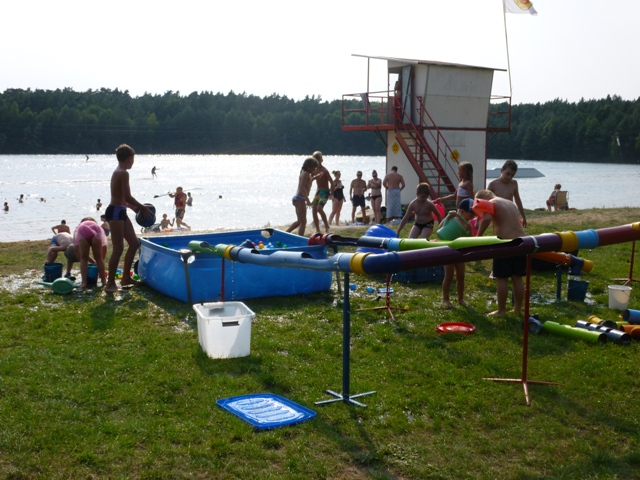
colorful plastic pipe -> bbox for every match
[542,321,607,344]
[204,223,640,276]
[531,251,593,274]
[622,309,640,324]
[586,315,617,329]
[574,320,631,344]
[621,324,640,339]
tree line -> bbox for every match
[0,88,638,162]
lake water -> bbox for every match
[1,155,639,242]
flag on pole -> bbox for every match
[503,0,538,15]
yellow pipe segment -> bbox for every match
[555,230,578,252]
[349,253,369,275]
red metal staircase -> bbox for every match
[394,96,458,199]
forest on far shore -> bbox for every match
[0,88,638,163]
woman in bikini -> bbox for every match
[287,157,319,236]
[328,170,345,226]
[367,170,383,224]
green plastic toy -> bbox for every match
[38,277,81,294]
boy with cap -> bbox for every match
[437,198,475,307]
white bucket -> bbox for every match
[608,285,632,311]
[193,302,255,359]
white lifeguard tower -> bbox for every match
[342,55,510,206]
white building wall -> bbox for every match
[385,62,494,205]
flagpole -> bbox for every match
[502,1,513,99]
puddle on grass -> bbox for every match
[0,269,43,293]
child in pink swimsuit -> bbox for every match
[74,218,108,288]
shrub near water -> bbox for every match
[1,208,640,479]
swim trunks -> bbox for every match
[64,244,78,262]
[105,204,128,221]
[51,236,58,246]
[352,194,365,208]
[175,208,185,219]
[414,220,434,231]
[312,189,331,207]
[493,255,527,278]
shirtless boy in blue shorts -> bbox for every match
[105,144,152,293]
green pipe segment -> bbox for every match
[396,236,511,252]
[542,321,607,344]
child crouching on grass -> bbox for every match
[436,198,475,307]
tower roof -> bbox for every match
[352,54,506,73]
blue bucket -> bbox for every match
[43,263,63,282]
[567,279,589,302]
[87,264,98,286]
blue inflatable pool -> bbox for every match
[139,229,333,303]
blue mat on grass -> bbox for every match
[217,393,316,430]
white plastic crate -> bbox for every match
[192,302,255,359]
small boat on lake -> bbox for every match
[138,229,332,303]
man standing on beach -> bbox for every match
[383,166,405,224]
[310,151,333,233]
[169,186,190,230]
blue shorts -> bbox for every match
[105,204,128,221]
[51,236,58,246]
[352,195,365,208]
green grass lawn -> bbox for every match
[1,209,640,479]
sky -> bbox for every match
[2,0,638,105]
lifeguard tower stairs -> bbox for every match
[342,55,510,204]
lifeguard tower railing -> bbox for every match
[341,91,512,197]
[341,90,459,198]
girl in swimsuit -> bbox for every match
[287,157,319,236]
[73,217,108,289]
[328,170,345,226]
[441,162,474,207]
[367,170,383,224]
